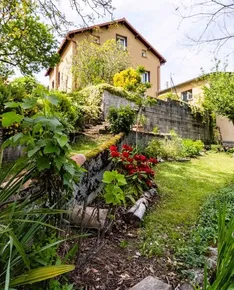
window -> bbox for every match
[116,34,127,49]
[141,71,150,83]
[58,72,60,86]
[52,80,54,89]
[93,35,100,44]
[142,49,147,58]
[181,89,193,102]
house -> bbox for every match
[45,18,166,97]
[159,76,234,146]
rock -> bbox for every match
[129,276,172,290]
[175,283,194,290]
[208,247,218,258]
[207,257,217,270]
[189,268,204,286]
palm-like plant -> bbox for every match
[0,160,75,289]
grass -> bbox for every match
[70,134,112,155]
[141,152,234,256]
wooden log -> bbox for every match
[70,205,108,229]
[70,154,86,166]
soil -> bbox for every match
[70,215,180,290]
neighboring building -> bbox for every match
[45,18,166,97]
[159,76,234,146]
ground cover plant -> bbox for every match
[140,153,234,258]
[146,132,204,160]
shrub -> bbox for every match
[182,139,204,157]
[107,105,136,134]
[146,133,184,160]
[113,66,151,94]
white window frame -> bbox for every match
[116,35,127,50]
[141,71,150,83]
[181,89,193,102]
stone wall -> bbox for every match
[0,128,22,163]
[102,90,212,143]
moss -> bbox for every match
[85,132,124,159]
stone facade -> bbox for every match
[102,90,212,143]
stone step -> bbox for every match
[129,276,173,290]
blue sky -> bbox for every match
[36,0,234,89]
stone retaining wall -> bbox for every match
[102,90,212,143]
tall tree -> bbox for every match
[72,39,131,89]
[177,0,234,53]
[0,1,59,76]
[203,72,234,124]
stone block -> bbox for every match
[129,276,172,290]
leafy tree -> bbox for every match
[0,1,60,76]
[72,39,131,89]
[203,72,234,124]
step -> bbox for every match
[130,276,173,290]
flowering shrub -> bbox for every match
[109,144,158,192]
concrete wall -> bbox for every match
[49,23,162,96]
[102,90,212,143]
[160,80,234,145]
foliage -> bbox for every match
[176,186,234,270]
[182,139,204,157]
[102,170,127,206]
[0,161,75,289]
[113,66,151,95]
[107,105,136,134]
[203,205,234,290]
[72,39,131,89]
[210,144,223,152]
[157,92,180,101]
[146,133,184,160]
[109,144,158,195]
[146,133,204,159]
[1,93,82,205]
[11,76,38,94]
[0,1,59,76]
[140,153,234,258]
[203,72,234,124]
[70,83,141,125]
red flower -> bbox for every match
[122,144,133,152]
[111,151,120,158]
[122,151,130,158]
[140,155,147,162]
[133,154,141,161]
[126,164,134,171]
[110,145,118,151]
[149,157,158,164]
[127,158,134,163]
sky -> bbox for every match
[36,0,234,90]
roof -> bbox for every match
[45,18,166,76]
[159,75,207,95]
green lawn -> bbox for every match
[141,152,234,256]
[71,134,112,155]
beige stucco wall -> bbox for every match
[216,115,234,143]
[49,41,73,92]
[160,80,234,144]
[49,23,162,96]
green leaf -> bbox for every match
[46,95,60,106]
[36,156,51,171]
[103,171,115,184]
[117,174,127,186]
[56,135,68,148]
[1,112,23,127]
[44,142,60,155]
[12,133,23,143]
[10,265,75,287]
[28,146,41,158]
[21,98,37,110]
[5,102,21,108]
[64,164,75,176]
[54,156,65,171]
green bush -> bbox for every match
[211,144,224,152]
[146,133,184,160]
[182,139,204,157]
[107,105,136,134]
